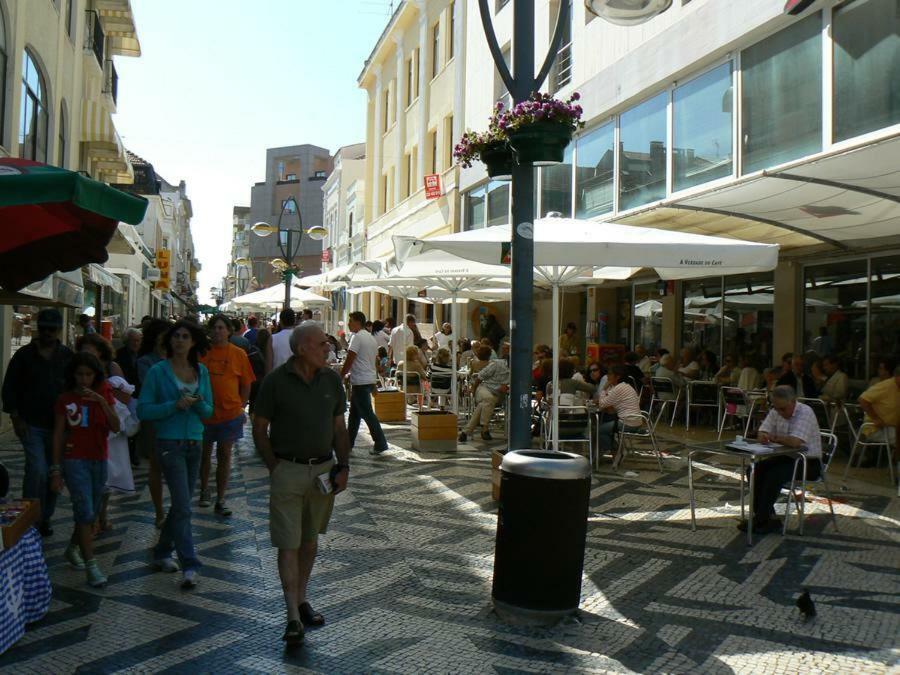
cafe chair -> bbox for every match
[843,419,896,485]
[543,404,593,466]
[717,387,754,439]
[798,397,836,433]
[685,380,720,431]
[782,432,839,536]
[649,377,681,430]
[612,411,663,472]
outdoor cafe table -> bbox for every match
[0,528,52,654]
[686,439,806,545]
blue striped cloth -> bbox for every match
[0,527,52,655]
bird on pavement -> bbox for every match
[797,589,816,621]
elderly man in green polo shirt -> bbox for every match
[252,321,351,647]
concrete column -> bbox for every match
[393,36,406,205]
[372,70,384,216]
[452,0,465,143]
[773,260,801,364]
[417,11,429,182]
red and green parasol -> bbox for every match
[0,158,148,291]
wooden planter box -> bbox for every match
[491,449,505,501]
[373,389,406,423]
[1,498,40,550]
[411,410,458,452]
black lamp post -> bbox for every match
[252,196,327,310]
[478,0,672,450]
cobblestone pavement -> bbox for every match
[1,420,898,674]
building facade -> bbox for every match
[455,0,899,384]
[245,144,333,290]
[223,205,252,302]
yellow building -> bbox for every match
[357,0,465,321]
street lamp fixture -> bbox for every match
[234,257,250,266]
[251,196,328,309]
[585,0,672,26]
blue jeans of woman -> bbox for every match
[154,439,202,571]
[22,425,57,526]
[348,384,388,452]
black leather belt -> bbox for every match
[275,453,333,465]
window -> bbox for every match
[0,10,6,147]
[741,13,821,174]
[619,91,667,211]
[673,62,734,192]
[431,21,441,78]
[465,187,486,230]
[444,115,454,169]
[19,50,49,162]
[486,180,509,227]
[495,44,512,109]
[575,122,615,218]
[285,173,296,181]
[429,129,438,174]
[721,273,774,369]
[496,0,510,11]
[869,256,900,379]
[406,56,415,107]
[540,142,573,217]
[348,211,354,238]
[448,2,455,60]
[404,152,412,199]
[833,0,900,142]
[413,48,420,99]
[383,87,391,132]
[65,0,73,37]
[381,174,388,215]
[281,199,297,214]
[58,100,67,167]
[633,283,663,353]
[550,0,573,93]
[313,170,326,178]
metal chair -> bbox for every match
[843,418,896,484]
[717,387,754,439]
[649,377,681,429]
[782,432,839,535]
[612,411,663,472]
[544,404,593,466]
[685,380,720,431]
[427,365,453,409]
[798,397,836,433]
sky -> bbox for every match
[114,0,393,304]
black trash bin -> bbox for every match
[491,449,592,624]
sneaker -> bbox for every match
[153,556,180,573]
[458,432,468,442]
[369,446,387,456]
[85,559,107,588]
[481,430,493,441]
[214,501,232,517]
[198,489,212,508]
[181,569,199,590]
[64,544,86,570]
[282,619,304,646]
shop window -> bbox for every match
[673,62,734,191]
[575,122,615,218]
[833,0,900,142]
[20,49,49,162]
[741,13,822,174]
[540,142,573,217]
[486,180,509,227]
[633,283,663,353]
[868,256,900,381]
[682,278,723,359]
[720,273,775,373]
[619,91,667,211]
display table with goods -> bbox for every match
[0,500,52,654]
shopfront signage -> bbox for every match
[424,174,442,199]
[155,249,170,291]
[322,248,332,263]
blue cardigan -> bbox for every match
[137,360,213,441]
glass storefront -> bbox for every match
[619,91,667,211]
[833,0,900,142]
[539,143,573,217]
[741,12,822,174]
[673,62,733,191]
[485,180,509,227]
[575,121,615,219]
[867,256,900,376]
[464,185,485,230]
[632,282,663,352]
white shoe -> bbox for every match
[181,569,198,589]
[153,556,180,573]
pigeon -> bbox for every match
[796,589,816,621]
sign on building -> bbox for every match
[155,249,171,291]
[322,248,332,263]
[424,174,442,199]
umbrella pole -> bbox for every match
[451,293,458,416]
[552,282,560,452]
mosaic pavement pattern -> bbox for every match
[0,419,898,674]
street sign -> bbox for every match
[155,249,170,291]
[424,174,442,199]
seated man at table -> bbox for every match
[594,365,643,457]
[459,350,509,443]
[742,385,822,534]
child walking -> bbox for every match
[51,352,121,587]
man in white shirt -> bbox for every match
[432,323,453,350]
[389,314,416,366]
[743,385,822,533]
[341,311,388,455]
[271,309,298,369]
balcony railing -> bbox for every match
[551,41,572,93]
[84,10,105,68]
[103,59,118,104]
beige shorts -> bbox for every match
[269,458,335,549]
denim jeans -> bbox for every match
[22,425,57,525]
[597,421,641,452]
[348,384,388,452]
[154,439,202,571]
[63,458,107,524]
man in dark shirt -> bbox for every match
[623,352,647,393]
[1,308,73,535]
[243,316,259,346]
[229,317,251,352]
[777,354,818,399]
[115,327,142,386]
[252,322,351,647]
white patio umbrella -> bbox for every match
[395,218,780,451]
[230,283,331,309]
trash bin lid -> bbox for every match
[500,449,591,480]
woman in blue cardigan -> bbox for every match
[138,320,212,589]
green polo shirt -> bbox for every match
[254,357,346,460]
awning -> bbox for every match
[616,133,900,254]
[0,269,85,307]
[81,101,134,184]
[85,263,124,294]
[95,0,141,57]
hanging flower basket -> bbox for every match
[507,120,573,166]
[480,141,514,181]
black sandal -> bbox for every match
[298,601,325,627]
[282,619,304,646]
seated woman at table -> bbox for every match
[736,354,761,391]
[469,344,493,376]
[458,339,475,370]
[429,348,454,394]
[698,349,719,381]
[678,347,701,381]
[594,365,644,457]
[741,385,822,534]
[548,359,596,400]
[396,345,429,392]
[715,354,742,387]
[585,361,604,394]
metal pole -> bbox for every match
[283,229,293,310]
[451,293,459,416]
[552,281,560,450]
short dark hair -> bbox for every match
[139,319,171,356]
[65,352,106,391]
[301,309,314,320]
[76,333,114,365]
[247,316,259,328]
[208,314,233,334]
[566,321,577,331]
[349,311,367,324]
[781,352,794,364]
[280,309,296,327]
[609,364,627,378]
[405,313,416,323]
[164,320,210,371]
[231,318,243,332]
[372,320,385,332]
[559,359,575,379]
[624,351,638,364]
[823,355,841,367]
[475,344,492,360]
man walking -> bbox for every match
[252,322,351,646]
[341,311,388,456]
[2,309,73,535]
[271,308,297,369]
